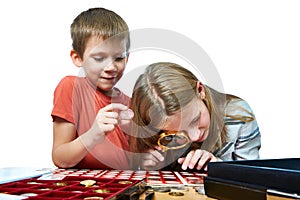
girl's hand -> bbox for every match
[140,146,165,170]
[177,149,220,171]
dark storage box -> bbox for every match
[204,158,300,199]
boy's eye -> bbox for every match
[115,56,125,62]
[115,52,128,61]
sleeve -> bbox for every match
[217,98,261,161]
[232,100,261,160]
[234,118,261,160]
[51,76,76,124]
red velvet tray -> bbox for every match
[49,169,205,186]
[0,175,141,200]
[0,169,206,199]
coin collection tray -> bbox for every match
[0,174,142,200]
[0,169,205,199]
[49,169,205,186]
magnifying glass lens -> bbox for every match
[158,131,190,151]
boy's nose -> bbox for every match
[104,60,117,71]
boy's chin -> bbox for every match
[97,87,120,96]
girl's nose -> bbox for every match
[188,129,201,141]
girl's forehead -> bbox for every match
[162,97,201,130]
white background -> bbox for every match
[0,0,299,168]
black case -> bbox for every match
[204,158,300,199]
[204,176,266,200]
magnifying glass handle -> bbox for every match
[160,146,168,152]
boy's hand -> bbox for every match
[94,103,133,133]
[119,108,134,126]
[82,103,133,148]
[177,149,220,171]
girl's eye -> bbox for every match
[190,113,201,126]
[191,120,198,126]
[94,57,104,62]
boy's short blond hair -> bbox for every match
[71,7,130,58]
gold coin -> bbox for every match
[118,180,132,184]
[54,182,67,186]
[83,197,104,200]
[93,189,110,193]
[39,188,53,190]
[169,191,184,196]
[80,179,96,187]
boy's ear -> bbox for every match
[70,49,83,68]
[125,52,130,63]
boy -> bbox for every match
[51,7,133,169]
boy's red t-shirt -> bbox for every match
[51,76,131,169]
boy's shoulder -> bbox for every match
[56,76,85,91]
[60,75,77,82]
[58,75,84,85]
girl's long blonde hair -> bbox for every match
[129,62,254,154]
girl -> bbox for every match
[129,62,261,171]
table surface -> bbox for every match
[139,188,294,200]
[0,167,296,200]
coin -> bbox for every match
[27,181,40,184]
[171,186,189,191]
[83,197,104,200]
[152,186,171,193]
[118,180,132,184]
[169,191,184,196]
[93,189,110,193]
[20,193,38,197]
[72,190,83,193]
[39,188,53,190]
[80,179,96,187]
[54,182,67,186]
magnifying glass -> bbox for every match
[157,131,191,152]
